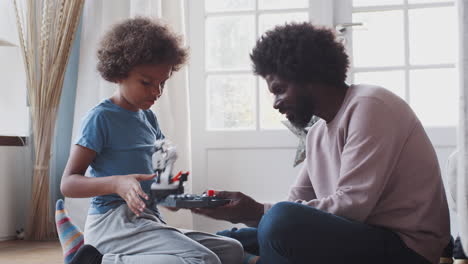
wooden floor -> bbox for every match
[0,240,63,264]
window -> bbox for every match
[0,1,28,137]
[203,0,310,130]
[350,0,458,127]
[197,0,458,130]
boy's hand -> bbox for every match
[113,174,156,216]
[191,191,264,227]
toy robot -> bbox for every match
[150,139,230,208]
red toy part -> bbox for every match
[171,171,190,183]
[171,171,182,183]
[207,190,215,197]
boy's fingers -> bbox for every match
[135,174,157,181]
[131,191,145,209]
[126,199,140,216]
[136,187,149,200]
[126,191,142,212]
[130,202,142,216]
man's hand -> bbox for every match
[112,174,156,216]
[161,206,180,212]
[191,191,264,227]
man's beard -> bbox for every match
[287,101,314,129]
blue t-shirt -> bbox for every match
[75,99,164,215]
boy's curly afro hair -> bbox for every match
[250,22,349,87]
[97,17,188,82]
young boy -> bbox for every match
[59,17,243,264]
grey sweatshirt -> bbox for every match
[266,84,450,264]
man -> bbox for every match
[191,22,450,264]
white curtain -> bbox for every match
[458,0,468,254]
[66,0,193,230]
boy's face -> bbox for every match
[117,63,172,111]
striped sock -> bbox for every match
[55,199,84,264]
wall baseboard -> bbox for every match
[0,235,17,241]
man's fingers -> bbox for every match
[215,191,231,198]
[162,206,180,212]
[191,208,209,216]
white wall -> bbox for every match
[0,48,28,137]
[0,2,28,137]
[0,146,31,241]
[192,146,301,232]
[0,2,31,241]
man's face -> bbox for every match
[265,74,315,128]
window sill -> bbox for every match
[0,136,27,146]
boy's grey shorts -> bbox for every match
[84,204,243,264]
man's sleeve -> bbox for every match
[263,163,317,213]
[302,98,414,221]
[287,164,316,202]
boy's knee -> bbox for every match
[200,249,222,264]
[216,237,244,264]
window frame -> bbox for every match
[197,0,333,132]
[342,0,457,147]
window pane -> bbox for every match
[353,70,406,100]
[206,16,255,71]
[207,75,256,129]
[409,68,458,127]
[258,0,308,10]
[205,0,255,12]
[408,0,453,4]
[259,80,286,129]
[258,12,309,36]
[353,0,403,7]
[409,7,457,65]
[352,11,404,67]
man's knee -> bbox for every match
[258,202,325,241]
[258,202,305,242]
